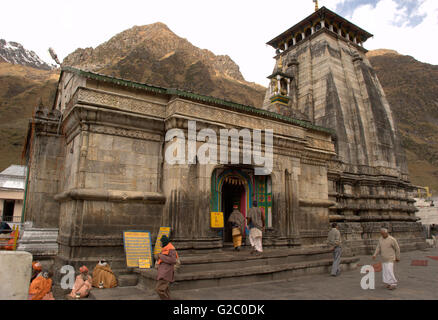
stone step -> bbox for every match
[177,247,333,273]
[88,286,156,300]
[136,256,359,291]
[117,274,139,287]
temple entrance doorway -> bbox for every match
[221,178,246,243]
[211,167,272,245]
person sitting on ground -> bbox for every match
[155,235,178,300]
[92,259,117,289]
[68,266,93,299]
[28,270,55,300]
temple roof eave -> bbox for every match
[266,6,373,48]
[267,71,293,80]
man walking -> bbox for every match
[228,204,245,251]
[327,223,342,276]
[247,201,265,256]
[372,228,400,290]
[155,235,178,300]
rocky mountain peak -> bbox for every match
[62,22,246,83]
[0,39,55,70]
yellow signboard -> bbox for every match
[123,231,153,268]
[138,259,151,269]
[153,226,171,255]
[211,212,224,229]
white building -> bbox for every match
[0,165,27,223]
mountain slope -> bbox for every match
[0,62,59,170]
[63,23,265,107]
[368,49,438,192]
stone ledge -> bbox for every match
[137,257,359,281]
[299,199,336,208]
[54,189,166,203]
[329,214,419,222]
[178,246,334,265]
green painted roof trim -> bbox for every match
[61,66,334,135]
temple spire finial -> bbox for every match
[313,0,319,12]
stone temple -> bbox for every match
[22,7,426,287]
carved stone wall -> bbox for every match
[53,102,166,268]
[24,106,64,228]
[26,65,422,270]
[263,29,426,253]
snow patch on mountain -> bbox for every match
[0,39,55,70]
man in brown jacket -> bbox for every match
[372,228,401,290]
[155,235,178,300]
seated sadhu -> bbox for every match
[28,270,55,300]
[92,259,117,289]
[68,266,92,299]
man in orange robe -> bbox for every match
[28,271,55,300]
[68,266,92,299]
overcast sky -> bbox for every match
[1,0,437,86]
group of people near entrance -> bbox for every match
[328,223,401,290]
[228,201,265,255]
[28,259,118,300]
[152,203,266,300]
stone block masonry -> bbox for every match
[0,251,32,300]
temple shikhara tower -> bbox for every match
[22,5,426,287]
[263,6,423,253]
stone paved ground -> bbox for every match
[84,247,438,300]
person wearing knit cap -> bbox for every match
[31,261,42,282]
[68,265,93,299]
[28,269,55,300]
[155,235,178,300]
[228,204,245,251]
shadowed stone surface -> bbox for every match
[0,251,32,300]
[79,248,438,300]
